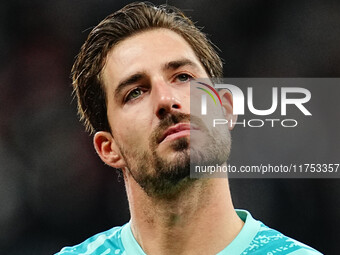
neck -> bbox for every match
[124,171,244,255]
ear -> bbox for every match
[219,89,238,130]
[93,131,126,169]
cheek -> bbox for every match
[183,93,190,107]
[114,109,153,148]
[175,85,191,111]
[114,124,146,152]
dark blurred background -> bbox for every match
[0,0,339,254]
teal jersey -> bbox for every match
[56,210,322,255]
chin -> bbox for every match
[139,151,192,199]
[170,136,190,151]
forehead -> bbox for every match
[102,28,203,90]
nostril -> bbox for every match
[158,108,166,117]
[157,103,181,118]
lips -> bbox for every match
[159,123,194,144]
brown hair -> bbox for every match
[72,2,223,134]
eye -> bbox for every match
[175,73,193,83]
[125,87,144,102]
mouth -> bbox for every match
[158,123,199,144]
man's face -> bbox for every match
[102,29,231,197]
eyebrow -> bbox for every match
[114,58,199,99]
[163,58,199,72]
[114,73,146,100]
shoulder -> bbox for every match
[243,222,323,255]
[55,225,125,255]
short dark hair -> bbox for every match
[72,2,223,134]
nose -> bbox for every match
[153,80,182,119]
